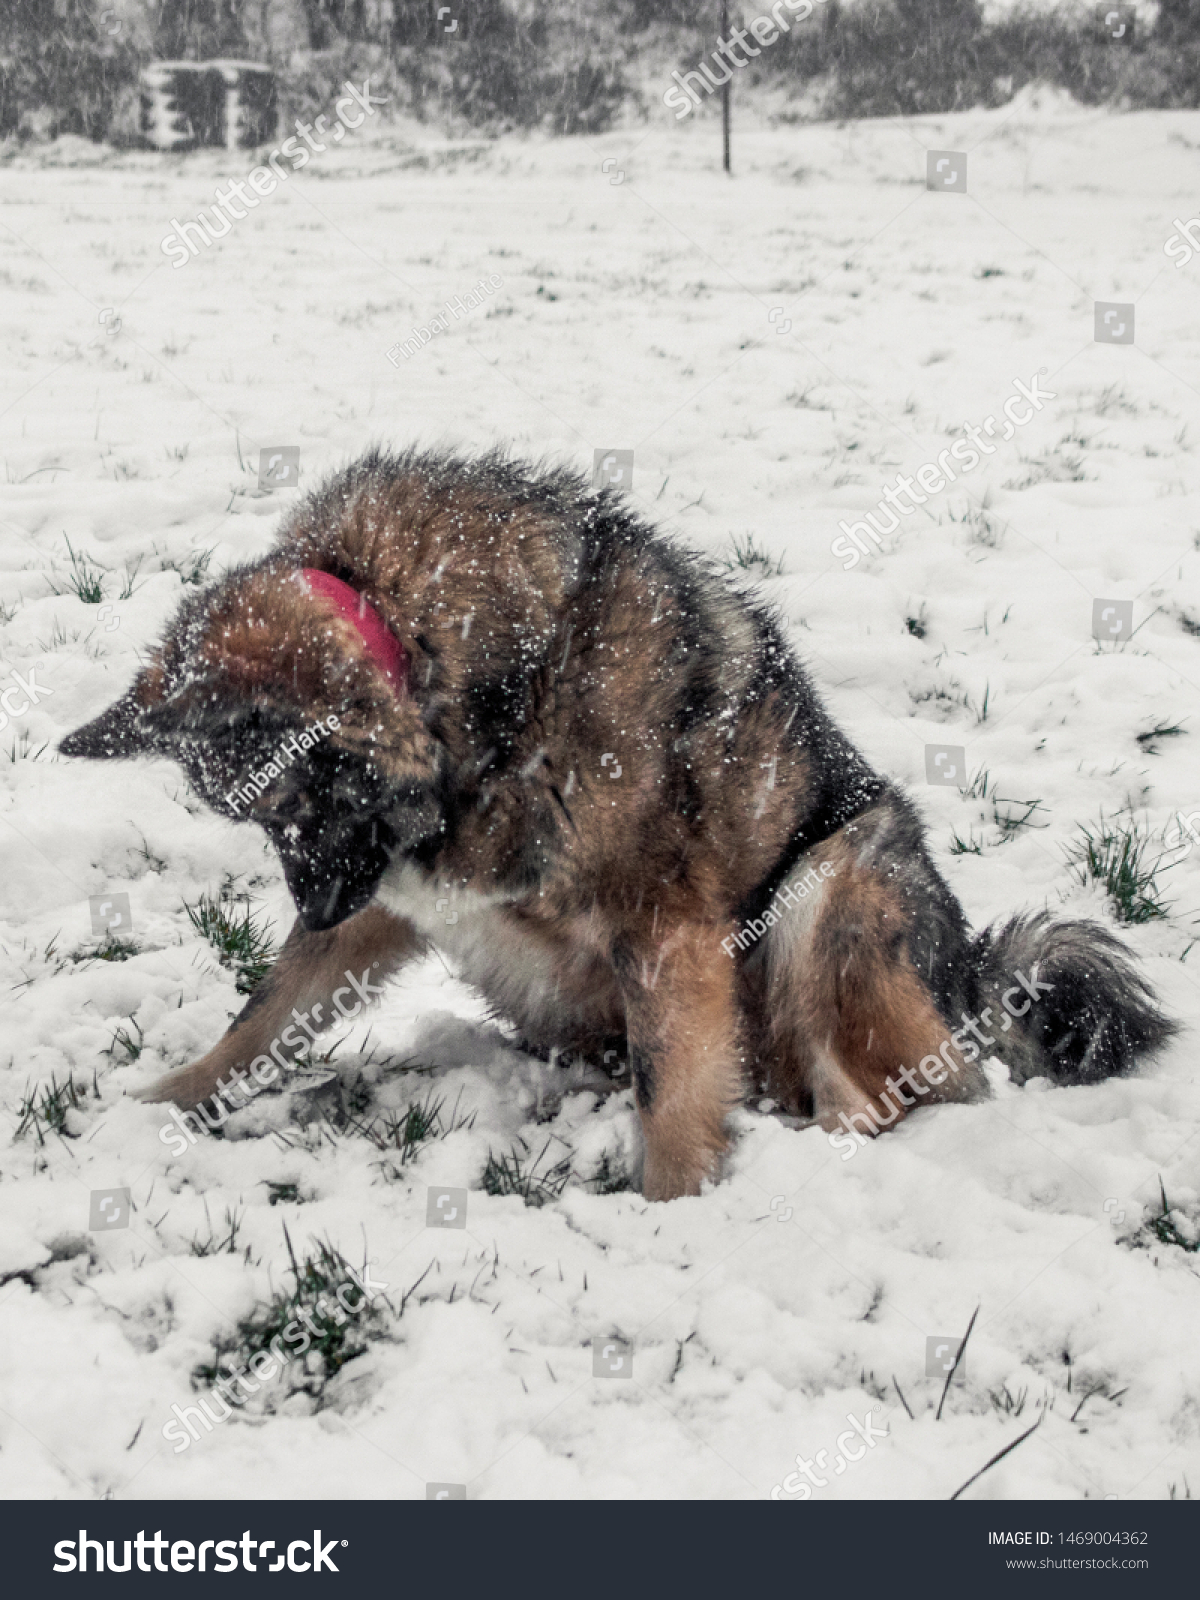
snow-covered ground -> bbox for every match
[2,88,1200,1501]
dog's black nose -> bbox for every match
[272,818,395,932]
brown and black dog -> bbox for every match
[61,447,1174,1199]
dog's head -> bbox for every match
[60,564,444,930]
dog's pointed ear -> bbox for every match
[59,667,167,760]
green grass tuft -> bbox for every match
[160,546,216,586]
[717,532,785,579]
[1142,1180,1199,1254]
[93,933,140,962]
[960,766,994,801]
[482,1137,571,1208]
[1065,814,1173,925]
[190,1204,251,1259]
[192,1232,397,1403]
[948,827,984,856]
[992,793,1047,839]
[348,1087,475,1178]
[4,730,51,762]
[589,1151,633,1194]
[949,493,1005,550]
[186,881,278,994]
[14,1072,89,1143]
[49,536,106,604]
[1136,721,1186,755]
[105,1018,144,1062]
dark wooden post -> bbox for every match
[720,0,731,173]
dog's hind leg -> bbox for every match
[762,812,988,1136]
[139,903,423,1109]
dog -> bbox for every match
[60,446,1176,1199]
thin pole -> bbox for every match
[720,0,731,173]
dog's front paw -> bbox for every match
[136,1054,237,1109]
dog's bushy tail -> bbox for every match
[969,912,1177,1086]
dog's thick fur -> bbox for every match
[61,447,1176,1199]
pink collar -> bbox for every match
[299,568,409,694]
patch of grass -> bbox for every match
[909,678,971,720]
[717,532,785,579]
[186,881,278,994]
[1065,814,1173,925]
[1005,451,1088,492]
[949,493,1005,550]
[14,1072,88,1143]
[40,618,81,652]
[905,606,928,640]
[356,1088,476,1177]
[1067,1378,1128,1424]
[482,1137,571,1208]
[192,1232,398,1404]
[1141,1179,1199,1254]
[379,1093,442,1159]
[160,546,216,586]
[784,384,832,410]
[1136,721,1186,755]
[949,827,984,856]
[131,833,168,875]
[373,1088,471,1154]
[992,793,1047,839]
[49,536,106,604]
[4,730,50,762]
[589,1151,633,1194]
[960,766,994,802]
[105,1018,144,1062]
[1093,383,1137,418]
[92,933,140,962]
[265,1181,303,1207]
[989,1383,1029,1418]
[117,557,144,601]
[190,1204,251,1260]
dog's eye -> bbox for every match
[273,790,310,820]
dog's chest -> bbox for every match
[376,858,522,953]
[373,858,585,1034]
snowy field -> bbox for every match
[2,88,1200,1501]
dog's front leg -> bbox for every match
[615,923,745,1201]
[139,903,423,1108]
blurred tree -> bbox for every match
[1155,0,1200,44]
[0,0,141,137]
